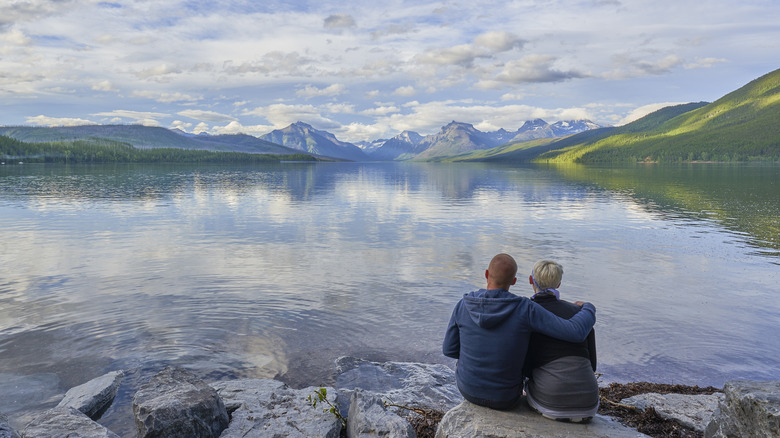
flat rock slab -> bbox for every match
[212,379,341,438]
[21,407,119,438]
[335,356,462,417]
[435,400,650,438]
[621,392,723,432]
[56,370,124,420]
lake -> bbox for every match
[1,161,778,434]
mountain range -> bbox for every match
[0,119,599,162]
[2,67,779,163]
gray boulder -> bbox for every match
[705,380,780,438]
[435,400,650,438]
[132,367,229,438]
[56,370,124,420]
[21,407,119,438]
[0,412,20,438]
[621,392,723,432]
[212,379,341,438]
[347,389,415,438]
[335,357,462,418]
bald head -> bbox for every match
[485,253,518,290]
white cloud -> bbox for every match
[415,43,488,67]
[243,103,340,130]
[170,120,193,131]
[133,90,200,103]
[617,102,687,125]
[684,57,728,69]
[393,86,416,97]
[209,121,274,136]
[296,84,346,98]
[136,64,182,80]
[361,105,400,116]
[0,28,31,46]
[25,115,95,127]
[92,80,115,92]
[473,31,524,52]
[92,110,169,123]
[177,110,237,123]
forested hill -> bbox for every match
[0,134,316,164]
[533,68,780,163]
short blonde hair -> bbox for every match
[532,260,563,290]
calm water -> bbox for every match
[1,162,778,434]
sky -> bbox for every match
[1,0,779,143]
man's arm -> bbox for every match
[528,301,595,343]
[442,303,461,359]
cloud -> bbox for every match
[25,115,95,127]
[617,102,687,125]
[92,110,169,123]
[473,31,524,52]
[177,109,237,123]
[170,120,193,131]
[361,105,400,116]
[133,90,200,103]
[684,57,728,69]
[393,86,416,97]
[324,14,356,29]
[605,54,685,79]
[487,55,588,85]
[135,64,182,80]
[416,43,489,68]
[0,28,31,46]
[370,23,415,40]
[296,84,346,98]
[243,103,341,130]
[92,80,115,91]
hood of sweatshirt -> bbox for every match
[462,288,525,329]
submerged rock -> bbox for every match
[347,389,415,438]
[335,356,462,418]
[435,400,650,438]
[705,380,780,438]
[132,367,229,438]
[56,370,124,420]
[0,412,20,438]
[21,407,119,438]
[212,378,341,438]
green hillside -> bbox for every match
[0,135,316,164]
[536,68,780,163]
[0,125,299,155]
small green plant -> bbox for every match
[306,387,347,428]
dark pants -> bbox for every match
[457,383,521,411]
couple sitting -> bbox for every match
[443,254,599,422]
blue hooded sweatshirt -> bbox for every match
[442,288,596,406]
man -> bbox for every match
[442,254,595,410]
[522,260,599,422]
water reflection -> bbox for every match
[546,163,780,257]
[0,162,778,435]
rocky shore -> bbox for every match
[2,357,777,438]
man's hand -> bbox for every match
[574,301,585,307]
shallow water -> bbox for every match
[1,162,778,434]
